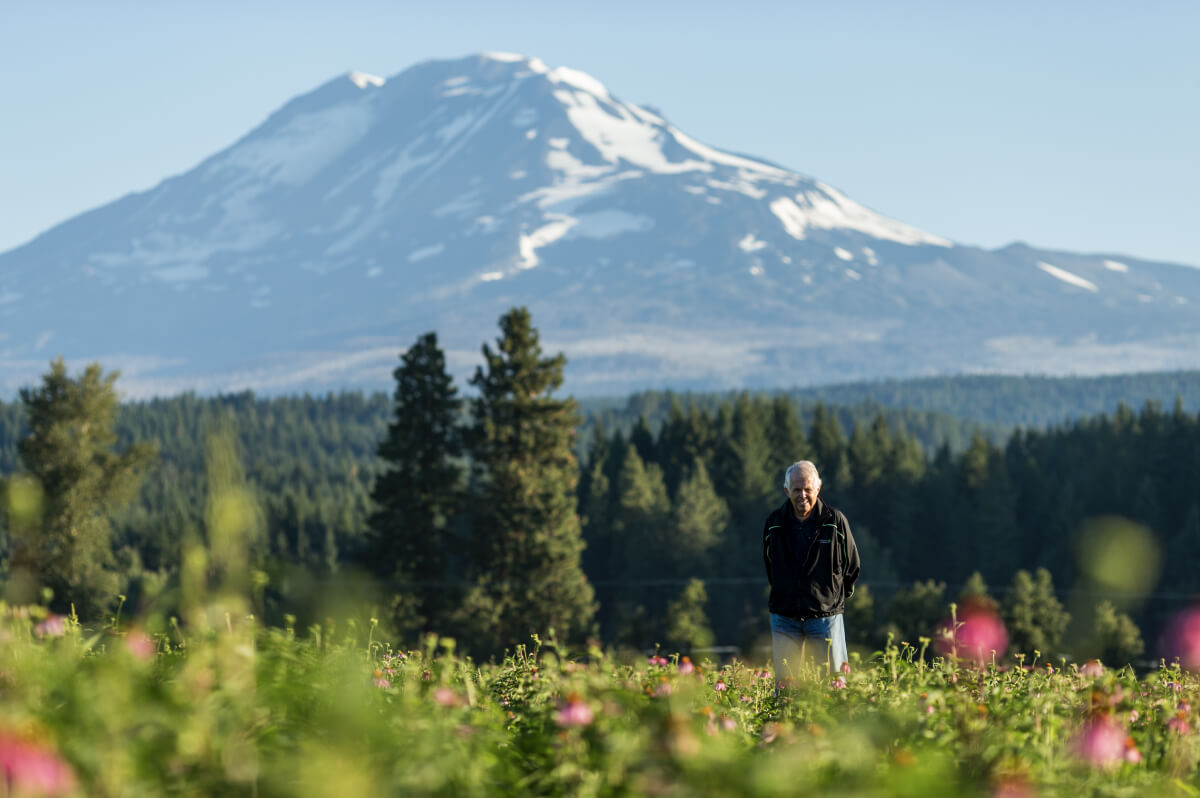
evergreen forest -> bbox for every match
[1,310,1197,666]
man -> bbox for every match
[763,460,860,682]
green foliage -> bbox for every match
[5,359,156,617]
[663,578,715,652]
[843,583,876,646]
[367,332,465,638]
[1093,600,1145,668]
[458,308,595,655]
[881,580,948,646]
[3,606,1198,796]
[1003,568,1071,660]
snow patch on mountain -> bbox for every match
[1037,261,1099,292]
[348,71,385,89]
[1104,259,1129,273]
[206,105,373,186]
[770,184,950,247]
[408,244,445,263]
[739,234,767,252]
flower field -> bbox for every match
[4,605,1200,797]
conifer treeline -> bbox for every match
[1,324,1198,662]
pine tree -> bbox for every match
[808,402,851,496]
[1003,568,1070,660]
[6,359,156,617]
[366,332,464,637]
[663,578,715,652]
[1093,600,1145,668]
[957,571,999,614]
[459,308,595,654]
[666,459,728,577]
[605,444,671,645]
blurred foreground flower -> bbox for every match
[1078,660,1104,677]
[678,657,695,675]
[0,733,76,796]
[1073,717,1125,768]
[556,694,594,727]
[1164,606,1200,670]
[33,616,65,639]
[125,631,155,661]
[714,679,727,692]
[938,606,1007,664]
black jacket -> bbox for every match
[762,496,860,620]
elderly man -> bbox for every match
[763,460,860,682]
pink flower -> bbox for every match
[739,695,752,703]
[1165,606,1200,670]
[373,677,390,689]
[714,679,727,692]
[938,607,1007,664]
[433,687,460,707]
[840,661,851,673]
[1167,714,1191,735]
[33,616,65,639]
[831,676,847,690]
[1129,709,1139,724]
[1045,663,1054,675]
[1079,660,1104,677]
[125,631,155,661]
[1073,717,1126,768]
[653,683,672,697]
[719,716,737,732]
[1124,746,1142,764]
[0,733,76,796]
[647,655,668,667]
[756,669,772,680]
[678,657,695,675]
[556,695,594,727]
[925,705,935,714]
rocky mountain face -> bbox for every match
[2,53,1198,397]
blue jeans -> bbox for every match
[770,612,848,682]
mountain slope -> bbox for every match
[2,53,1198,396]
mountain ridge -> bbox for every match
[2,53,1198,398]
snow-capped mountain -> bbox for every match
[2,52,1199,397]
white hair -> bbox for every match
[783,461,821,492]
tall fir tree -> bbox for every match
[606,444,671,645]
[366,332,464,637]
[1003,568,1070,660]
[459,308,595,654]
[6,359,156,617]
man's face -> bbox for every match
[787,474,821,519]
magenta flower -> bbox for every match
[0,733,76,796]
[1073,717,1125,768]
[938,607,1008,664]
[647,655,668,667]
[33,616,65,639]
[840,661,851,674]
[556,694,594,727]
[125,631,155,661]
[1168,714,1191,735]
[433,687,460,707]
[1165,606,1200,670]
[678,657,695,675]
[831,676,847,690]
[714,679,727,692]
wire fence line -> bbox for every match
[298,575,1200,602]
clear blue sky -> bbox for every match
[2,1,1197,265]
